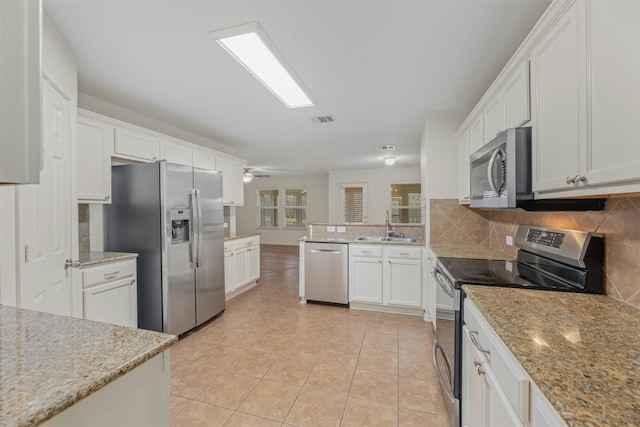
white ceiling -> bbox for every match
[45,0,551,176]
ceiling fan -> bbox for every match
[243,168,271,183]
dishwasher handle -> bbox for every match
[310,249,343,254]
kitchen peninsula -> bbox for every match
[0,305,176,427]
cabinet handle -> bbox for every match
[565,176,575,184]
[130,279,136,286]
[477,365,485,375]
[104,195,110,201]
[152,156,157,160]
[576,175,586,183]
[473,359,482,368]
[399,252,410,256]
[104,271,120,280]
[469,330,490,355]
[378,260,382,264]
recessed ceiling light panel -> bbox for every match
[210,22,315,108]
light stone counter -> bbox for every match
[0,305,177,426]
[224,232,260,241]
[463,285,640,427]
[78,251,138,267]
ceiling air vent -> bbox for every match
[311,116,334,124]
[376,144,396,151]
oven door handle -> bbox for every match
[433,339,455,403]
[434,268,455,299]
[487,147,506,196]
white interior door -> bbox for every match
[18,79,72,315]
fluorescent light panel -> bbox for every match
[211,22,314,108]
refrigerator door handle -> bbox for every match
[189,188,198,267]
[195,188,203,267]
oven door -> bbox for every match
[433,265,460,427]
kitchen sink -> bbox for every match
[356,236,418,243]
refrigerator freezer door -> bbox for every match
[165,163,198,335]
[194,168,225,325]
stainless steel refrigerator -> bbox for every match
[106,161,225,335]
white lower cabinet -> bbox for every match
[349,244,422,313]
[81,259,137,328]
[463,298,566,427]
[224,236,260,299]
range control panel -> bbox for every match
[525,228,565,249]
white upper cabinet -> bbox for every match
[193,148,216,170]
[76,111,113,203]
[484,95,505,143]
[530,1,585,193]
[586,0,640,188]
[504,62,530,129]
[0,0,42,184]
[458,130,471,204]
[114,127,160,162]
[216,156,245,206]
[532,0,640,196]
[468,113,485,155]
[160,139,192,166]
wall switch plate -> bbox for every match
[506,235,514,246]
[327,226,336,232]
[337,226,346,233]
[223,222,228,229]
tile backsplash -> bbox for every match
[78,204,90,255]
[430,197,640,309]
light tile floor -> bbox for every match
[170,244,449,427]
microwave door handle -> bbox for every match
[487,148,502,196]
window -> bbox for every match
[340,184,367,223]
[258,189,279,228]
[390,183,422,224]
[284,189,307,228]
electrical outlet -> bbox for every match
[337,226,346,233]
[506,235,514,246]
[327,226,336,232]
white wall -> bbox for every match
[327,167,421,224]
[236,175,329,246]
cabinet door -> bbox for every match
[193,149,216,170]
[83,277,137,328]
[385,258,422,308]
[462,326,486,427]
[76,116,113,203]
[247,245,260,283]
[504,62,531,129]
[587,1,640,187]
[458,131,471,204]
[349,257,383,303]
[484,365,525,427]
[484,95,505,142]
[114,128,160,161]
[468,114,485,155]
[531,2,585,192]
[217,157,245,206]
[160,139,192,166]
[234,247,249,287]
[224,250,236,295]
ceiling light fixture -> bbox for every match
[210,22,315,108]
[243,171,254,183]
[384,157,396,166]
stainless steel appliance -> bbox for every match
[106,161,225,335]
[304,242,348,305]
[470,127,532,209]
[469,127,605,211]
[433,225,603,427]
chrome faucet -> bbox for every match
[385,210,396,238]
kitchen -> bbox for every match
[0,1,638,426]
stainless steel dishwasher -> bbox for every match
[304,242,349,306]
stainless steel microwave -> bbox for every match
[469,127,532,209]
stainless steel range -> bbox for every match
[432,225,604,427]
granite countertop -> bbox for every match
[225,232,261,241]
[301,237,425,247]
[78,251,138,267]
[463,286,640,426]
[0,305,177,427]
[430,244,514,260]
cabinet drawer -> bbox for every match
[238,236,260,247]
[349,245,383,258]
[385,246,422,259]
[464,299,530,424]
[83,260,136,288]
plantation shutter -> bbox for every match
[344,187,364,223]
